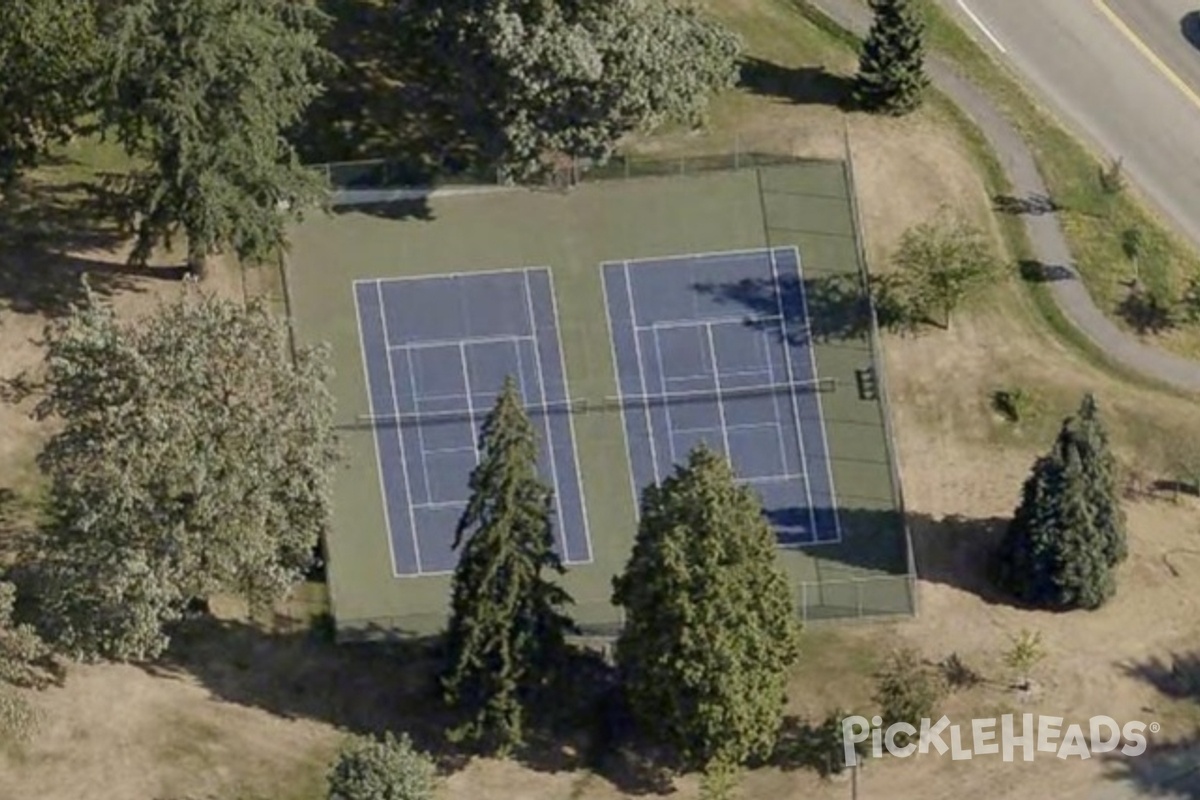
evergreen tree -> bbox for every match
[1060,393,1127,567]
[993,394,1123,609]
[854,0,929,116]
[98,0,337,278]
[612,445,801,771]
[442,377,575,754]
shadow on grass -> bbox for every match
[0,180,185,316]
[333,197,434,221]
[1117,287,1176,335]
[1018,259,1074,283]
[1103,734,1200,798]
[738,58,855,108]
[291,0,477,176]
[146,615,672,793]
[1109,651,1200,796]
[993,192,1061,216]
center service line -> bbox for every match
[956,0,1007,54]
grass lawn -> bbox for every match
[5,0,1200,798]
[910,0,1200,359]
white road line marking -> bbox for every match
[957,0,1007,54]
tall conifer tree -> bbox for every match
[994,394,1124,609]
[854,0,929,115]
[442,377,574,754]
[613,446,800,770]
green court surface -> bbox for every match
[285,158,916,640]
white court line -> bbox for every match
[638,313,782,333]
[388,333,534,352]
[650,325,683,467]
[545,269,595,564]
[403,347,438,513]
[612,248,778,268]
[352,264,555,288]
[458,343,481,464]
[759,319,794,483]
[600,264,645,514]
[768,248,818,539]
[956,0,1007,53]
[517,275,569,562]
[624,261,662,483]
[375,280,424,577]
[789,246,844,543]
[352,285,405,581]
[412,500,468,511]
[704,323,734,461]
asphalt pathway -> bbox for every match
[808,0,1200,393]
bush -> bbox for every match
[873,648,945,742]
[991,387,1040,423]
[327,732,437,800]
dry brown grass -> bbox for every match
[3,2,1200,798]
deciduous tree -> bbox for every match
[0,0,101,187]
[442,377,574,754]
[419,0,740,179]
[891,210,1000,329]
[854,0,929,115]
[99,0,336,277]
[34,288,337,661]
[613,445,800,771]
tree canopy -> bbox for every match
[326,732,437,800]
[98,0,337,276]
[612,445,800,771]
[0,0,101,186]
[34,289,338,661]
[442,377,575,754]
[889,210,1000,329]
[993,393,1125,609]
[419,0,741,179]
[854,0,929,116]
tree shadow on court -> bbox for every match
[738,57,855,108]
[145,614,676,792]
[0,178,186,316]
[778,505,1033,609]
[691,272,874,346]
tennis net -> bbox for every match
[355,377,836,427]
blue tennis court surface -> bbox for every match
[602,247,841,545]
[354,268,592,576]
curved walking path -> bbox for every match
[810,0,1200,393]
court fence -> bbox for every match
[309,148,837,196]
[798,573,916,623]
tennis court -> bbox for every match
[286,156,916,639]
[603,247,840,545]
[353,268,592,576]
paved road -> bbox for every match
[944,0,1200,253]
[809,0,1200,392]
